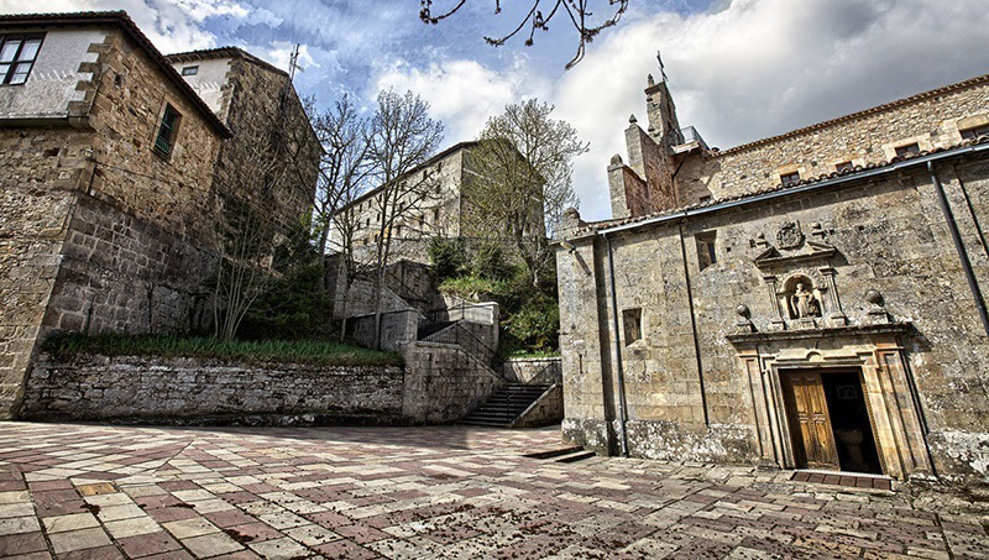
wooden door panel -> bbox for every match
[784,372,840,470]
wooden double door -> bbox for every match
[781,369,881,473]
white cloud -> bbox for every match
[554,0,989,220]
[0,0,237,52]
[371,55,551,144]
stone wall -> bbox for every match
[422,321,498,366]
[557,156,989,480]
[20,354,404,424]
[350,310,419,352]
[401,341,503,423]
[503,357,562,385]
[41,194,215,336]
[20,344,505,426]
[211,55,319,239]
[683,76,989,203]
[513,384,563,428]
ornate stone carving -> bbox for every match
[733,304,756,333]
[776,221,804,250]
[790,282,822,319]
[865,289,891,324]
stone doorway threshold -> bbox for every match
[791,469,893,491]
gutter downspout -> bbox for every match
[927,161,989,337]
[678,219,710,426]
[605,234,630,457]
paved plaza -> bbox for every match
[0,422,986,559]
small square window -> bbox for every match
[835,161,854,173]
[960,125,989,140]
[181,65,199,76]
[153,104,181,159]
[780,171,800,187]
[894,143,920,158]
[699,195,711,203]
[696,231,717,271]
[0,35,43,85]
[622,308,642,346]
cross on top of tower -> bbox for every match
[656,50,668,83]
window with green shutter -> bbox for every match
[153,104,181,159]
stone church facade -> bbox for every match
[0,11,319,418]
[556,69,989,482]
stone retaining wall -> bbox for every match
[503,357,562,385]
[19,344,504,426]
[20,355,405,424]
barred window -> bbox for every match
[894,143,920,158]
[780,171,800,187]
[0,35,43,85]
[960,125,989,140]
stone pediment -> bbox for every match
[753,240,837,271]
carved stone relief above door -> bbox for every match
[751,221,847,330]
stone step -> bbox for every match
[554,450,597,464]
[523,446,584,460]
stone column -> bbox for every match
[819,267,848,326]
[764,275,786,330]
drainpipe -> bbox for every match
[605,234,630,457]
[927,162,989,337]
[678,220,710,426]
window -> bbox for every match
[153,104,181,159]
[780,171,800,187]
[622,308,642,346]
[0,35,43,85]
[895,143,920,158]
[699,195,711,203]
[696,231,717,270]
[835,161,854,173]
[961,125,989,140]
[181,65,199,76]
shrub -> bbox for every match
[471,243,514,281]
[428,237,468,281]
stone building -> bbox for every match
[0,11,319,418]
[332,140,542,265]
[556,68,989,482]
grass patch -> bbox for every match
[507,349,561,359]
[42,334,403,367]
[438,275,509,299]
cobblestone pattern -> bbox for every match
[18,355,404,424]
[0,421,986,559]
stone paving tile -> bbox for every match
[0,422,987,559]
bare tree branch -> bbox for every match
[419,0,629,68]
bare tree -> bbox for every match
[419,0,629,68]
[212,83,320,341]
[463,98,587,287]
[310,95,373,277]
[366,89,445,348]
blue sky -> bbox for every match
[9,0,989,220]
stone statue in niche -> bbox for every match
[790,282,822,319]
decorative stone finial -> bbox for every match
[733,304,755,333]
[865,289,884,306]
[647,73,655,86]
[610,154,623,166]
[629,114,637,124]
[865,289,891,324]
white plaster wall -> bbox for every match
[0,29,105,120]
[171,58,231,119]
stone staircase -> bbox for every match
[460,383,551,427]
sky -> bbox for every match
[7,0,989,220]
